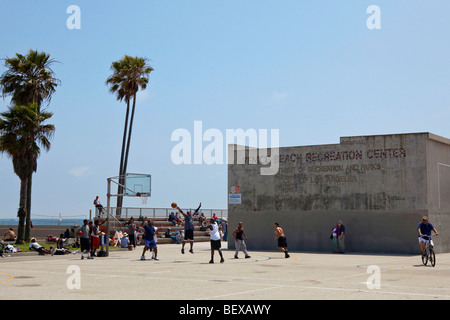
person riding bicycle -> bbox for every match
[418,216,439,256]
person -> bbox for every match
[209,218,224,263]
[233,222,251,259]
[331,223,339,253]
[164,228,179,244]
[90,220,102,256]
[418,216,439,256]
[56,234,65,249]
[337,220,345,253]
[176,202,201,254]
[3,228,17,241]
[93,196,103,215]
[222,219,228,242]
[140,218,158,261]
[79,219,93,259]
[120,233,130,248]
[152,225,159,259]
[168,212,178,226]
[274,223,290,258]
[52,247,77,255]
[29,238,53,254]
[199,212,207,224]
[64,228,70,239]
[127,217,137,249]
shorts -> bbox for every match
[144,239,157,249]
[91,236,99,249]
[277,236,288,248]
[210,239,221,250]
[184,229,194,241]
[80,237,90,251]
[418,236,434,246]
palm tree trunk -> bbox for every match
[16,177,28,244]
[25,173,32,241]
[116,98,131,215]
[122,93,137,185]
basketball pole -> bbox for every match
[106,178,111,257]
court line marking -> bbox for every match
[0,272,14,285]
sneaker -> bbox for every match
[87,256,94,259]
[245,255,251,259]
[234,256,239,259]
[209,260,214,264]
[154,257,159,261]
[189,249,194,254]
[81,255,84,260]
[140,256,146,261]
[181,248,185,254]
[220,258,225,263]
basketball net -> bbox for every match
[137,193,149,205]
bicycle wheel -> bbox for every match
[422,249,428,265]
[429,248,436,267]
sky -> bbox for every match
[1,1,450,219]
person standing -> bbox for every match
[176,202,201,254]
[418,216,439,256]
[274,223,290,258]
[233,222,251,259]
[337,220,345,253]
[331,223,339,253]
[127,217,137,249]
[79,219,93,259]
[140,218,158,261]
[209,218,224,263]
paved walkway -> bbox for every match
[1,242,450,300]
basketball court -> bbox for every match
[1,242,450,300]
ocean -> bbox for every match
[0,218,87,226]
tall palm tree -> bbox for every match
[0,49,60,239]
[0,103,54,243]
[106,55,153,211]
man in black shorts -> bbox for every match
[274,222,290,258]
[176,202,201,254]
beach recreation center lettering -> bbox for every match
[245,147,407,165]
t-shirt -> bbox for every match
[210,222,220,241]
[418,222,434,237]
[184,214,194,231]
[80,224,90,239]
[143,225,155,241]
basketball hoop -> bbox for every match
[136,192,149,205]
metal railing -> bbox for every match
[95,207,228,221]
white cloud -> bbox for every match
[68,166,92,177]
[272,92,288,102]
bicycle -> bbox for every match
[420,234,436,267]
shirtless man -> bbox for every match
[274,223,290,258]
[4,228,16,241]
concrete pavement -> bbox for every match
[1,242,450,300]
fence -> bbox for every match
[95,207,228,221]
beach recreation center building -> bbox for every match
[227,132,450,254]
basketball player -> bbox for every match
[274,222,290,258]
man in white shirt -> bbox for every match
[208,218,224,263]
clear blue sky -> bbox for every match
[1,1,449,218]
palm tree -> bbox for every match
[106,55,153,211]
[0,49,60,240]
[0,103,54,243]
[1,49,60,113]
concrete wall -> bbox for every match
[228,132,450,254]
